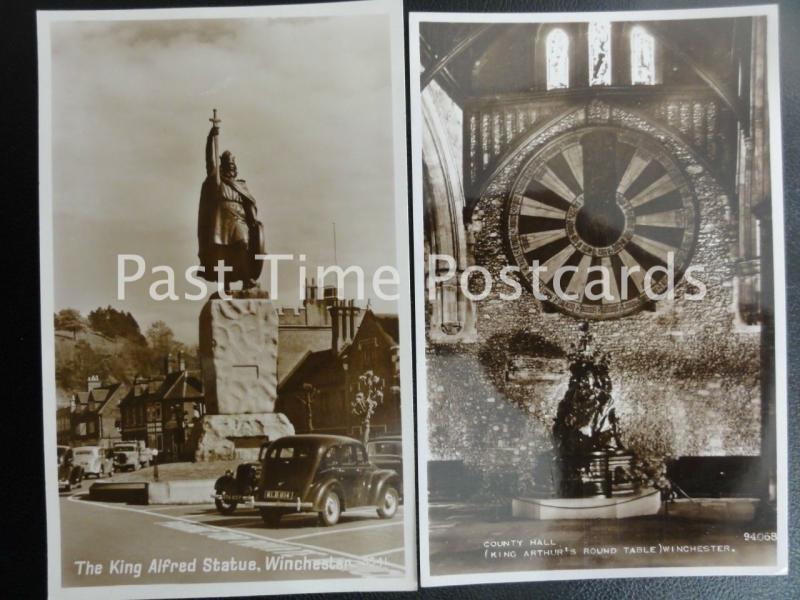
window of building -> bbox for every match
[546,28,570,90]
[588,21,612,86]
[630,26,656,85]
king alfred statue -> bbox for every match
[197,110,265,290]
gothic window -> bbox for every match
[588,21,612,86]
[546,28,570,90]
[630,26,656,85]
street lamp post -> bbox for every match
[152,449,160,481]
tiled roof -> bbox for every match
[278,349,343,392]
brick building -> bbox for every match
[277,280,364,384]
[119,357,205,462]
[64,376,128,449]
[277,303,400,439]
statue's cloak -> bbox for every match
[197,175,265,282]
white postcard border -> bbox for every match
[409,4,788,587]
[38,1,417,597]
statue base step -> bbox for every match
[190,413,295,462]
[512,488,662,520]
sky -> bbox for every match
[49,14,398,344]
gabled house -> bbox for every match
[70,376,128,449]
[119,361,204,462]
[276,302,401,440]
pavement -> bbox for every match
[59,489,406,588]
[428,501,778,576]
[111,460,240,483]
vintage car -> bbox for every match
[212,442,271,515]
[254,434,401,527]
[113,441,152,471]
[57,445,84,492]
[366,435,403,485]
[73,446,113,479]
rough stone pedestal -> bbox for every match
[200,296,279,414]
[192,413,295,461]
[192,296,294,461]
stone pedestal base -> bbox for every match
[191,413,295,462]
[199,296,279,414]
[511,488,662,520]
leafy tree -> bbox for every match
[145,320,188,373]
[300,383,319,433]
[87,306,145,343]
[54,308,86,340]
[352,371,384,444]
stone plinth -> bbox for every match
[199,296,278,414]
[511,488,662,520]
[191,413,295,462]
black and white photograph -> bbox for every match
[38,1,415,597]
[410,6,788,585]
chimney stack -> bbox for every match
[163,353,172,375]
[87,375,101,391]
[329,299,361,354]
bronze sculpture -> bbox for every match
[197,109,265,290]
[552,322,633,497]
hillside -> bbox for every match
[55,328,126,359]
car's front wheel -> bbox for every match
[215,497,238,515]
[377,486,399,519]
[260,508,283,527]
[319,490,341,526]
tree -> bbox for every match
[300,383,319,433]
[352,371,384,444]
[54,308,86,340]
[87,306,145,343]
[145,320,187,373]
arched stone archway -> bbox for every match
[421,85,477,343]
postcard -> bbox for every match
[410,5,788,586]
[38,1,415,597]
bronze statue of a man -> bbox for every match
[197,111,265,290]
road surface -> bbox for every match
[59,490,406,588]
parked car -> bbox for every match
[113,441,141,471]
[366,435,403,485]
[112,440,155,471]
[212,442,271,515]
[57,445,84,492]
[253,434,401,527]
[73,446,113,479]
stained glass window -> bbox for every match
[588,21,612,86]
[546,28,569,90]
[631,26,656,85]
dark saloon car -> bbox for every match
[212,442,270,514]
[254,435,401,527]
[57,445,84,492]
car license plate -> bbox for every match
[265,490,294,500]
[221,494,246,502]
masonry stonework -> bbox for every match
[427,101,760,491]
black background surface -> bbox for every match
[5,0,797,598]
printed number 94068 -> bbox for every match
[743,532,777,542]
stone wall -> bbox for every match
[425,101,761,487]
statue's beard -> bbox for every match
[221,165,237,178]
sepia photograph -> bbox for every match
[410,5,787,586]
[38,1,415,598]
